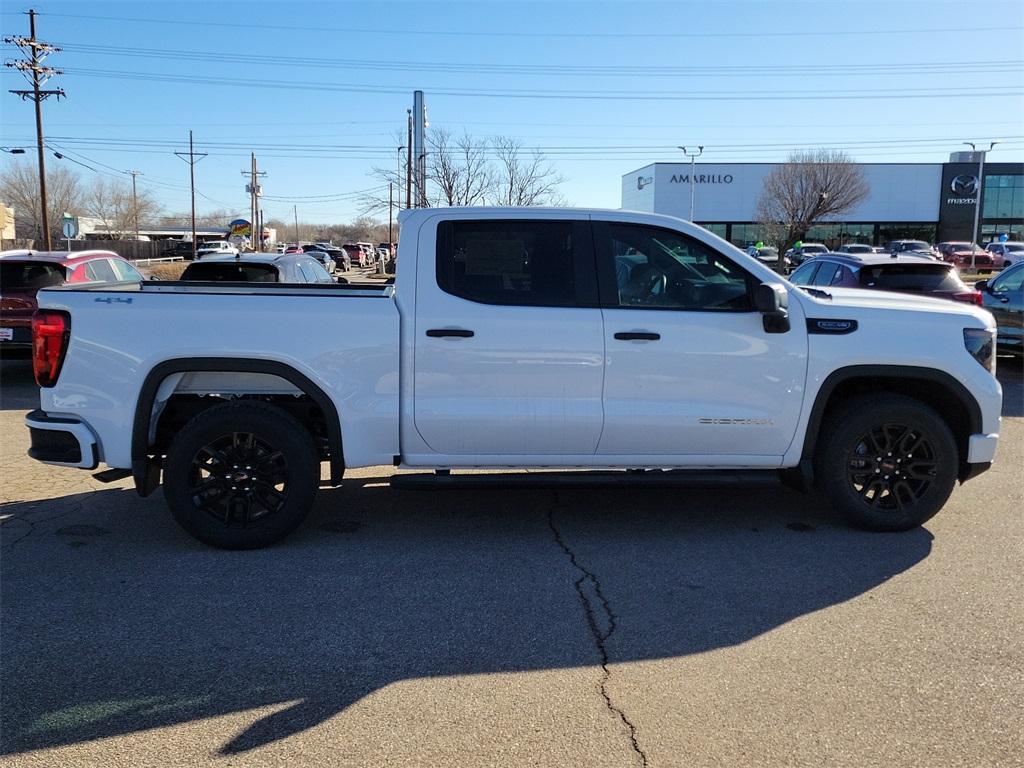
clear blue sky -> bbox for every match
[2,0,1023,224]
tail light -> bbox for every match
[31,310,71,387]
[952,291,983,306]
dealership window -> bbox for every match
[729,223,776,247]
[877,223,938,244]
[982,223,1023,242]
[983,174,1023,220]
[700,223,728,239]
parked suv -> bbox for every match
[985,241,1024,268]
[887,240,937,258]
[1,250,143,348]
[195,241,239,259]
[789,252,981,305]
[936,242,996,272]
[784,243,829,265]
[180,253,340,284]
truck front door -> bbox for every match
[412,215,605,459]
[593,219,808,462]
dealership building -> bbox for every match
[621,154,1023,248]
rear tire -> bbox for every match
[815,394,958,531]
[163,401,319,549]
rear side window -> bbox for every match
[0,261,64,289]
[180,263,278,282]
[84,259,117,283]
[811,262,840,286]
[860,265,964,291]
[437,219,578,307]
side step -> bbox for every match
[390,469,782,490]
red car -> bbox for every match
[936,242,997,272]
[0,250,143,348]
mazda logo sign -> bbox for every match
[950,174,979,196]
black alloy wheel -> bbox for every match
[164,401,319,549]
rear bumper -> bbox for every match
[24,409,98,469]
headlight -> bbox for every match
[963,328,996,373]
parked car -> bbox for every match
[1,249,143,348]
[789,252,982,305]
[936,242,997,272]
[161,240,196,259]
[356,242,377,265]
[179,253,339,284]
[886,240,937,259]
[300,244,336,274]
[323,246,351,272]
[195,241,239,259]
[985,241,1024,268]
[976,261,1024,354]
[749,247,790,271]
[23,207,1001,549]
[784,243,829,265]
[342,243,369,268]
[836,243,874,255]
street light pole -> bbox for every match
[964,140,1001,269]
[678,145,704,221]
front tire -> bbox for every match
[815,394,958,531]
[163,402,319,549]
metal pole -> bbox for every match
[677,145,703,222]
[293,205,298,245]
[29,10,51,249]
[388,182,393,246]
[406,110,412,209]
[966,139,1000,269]
[188,131,196,259]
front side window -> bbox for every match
[811,262,841,286]
[789,261,819,285]
[602,222,754,311]
[992,266,1024,292]
[305,259,333,283]
[437,219,577,307]
[109,259,142,282]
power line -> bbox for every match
[47,67,1024,102]
[16,11,1024,40]
[15,42,1022,79]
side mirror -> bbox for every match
[975,280,989,293]
[754,282,790,333]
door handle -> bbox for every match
[614,331,660,341]
[426,328,474,338]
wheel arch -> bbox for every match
[132,358,343,495]
[801,365,982,482]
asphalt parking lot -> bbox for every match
[1,352,1022,767]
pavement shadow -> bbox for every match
[0,350,38,412]
[0,479,932,757]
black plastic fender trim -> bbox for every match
[131,358,344,496]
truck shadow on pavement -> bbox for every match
[0,480,933,757]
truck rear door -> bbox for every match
[411,214,604,458]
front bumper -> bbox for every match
[25,409,98,469]
[960,433,999,483]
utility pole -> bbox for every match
[388,182,393,249]
[174,130,207,260]
[241,154,267,251]
[964,140,1001,268]
[413,90,428,207]
[397,144,405,211]
[125,170,142,240]
[678,145,704,222]
[406,109,412,209]
[5,9,65,250]
[293,205,299,245]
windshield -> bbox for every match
[945,243,980,252]
[859,264,963,291]
[180,263,278,282]
[843,244,872,252]
[899,241,931,251]
[802,245,827,253]
[0,261,64,291]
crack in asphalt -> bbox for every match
[547,503,649,768]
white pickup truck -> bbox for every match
[26,208,1002,548]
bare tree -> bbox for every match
[489,136,565,206]
[0,161,82,245]
[82,176,161,239]
[756,150,869,267]
[427,129,494,207]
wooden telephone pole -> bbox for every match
[5,9,65,250]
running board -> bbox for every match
[389,469,782,490]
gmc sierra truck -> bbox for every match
[25,208,1002,548]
